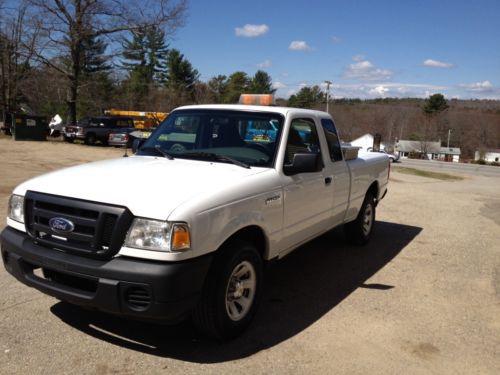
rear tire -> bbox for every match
[85,133,96,146]
[345,192,376,245]
[192,240,263,339]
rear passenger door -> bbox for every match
[320,118,350,225]
[281,117,334,251]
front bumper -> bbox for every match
[63,132,84,140]
[1,226,213,323]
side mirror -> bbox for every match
[283,153,322,176]
[132,138,145,154]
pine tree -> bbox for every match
[207,75,228,103]
[121,26,169,85]
[287,85,325,108]
[224,71,250,103]
[165,49,199,94]
[81,35,110,75]
[120,27,170,108]
[145,26,169,84]
[250,70,276,94]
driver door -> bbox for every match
[281,117,334,252]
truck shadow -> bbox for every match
[50,220,422,363]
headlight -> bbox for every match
[8,195,24,223]
[124,218,191,252]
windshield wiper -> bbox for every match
[182,152,250,169]
[141,145,174,160]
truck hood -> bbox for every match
[14,156,269,220]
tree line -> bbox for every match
[0,0,276,124]
[1,1,498,159]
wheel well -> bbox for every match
[221,226,267,260]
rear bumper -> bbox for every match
[1,226,213,323]
[108,140,128,147]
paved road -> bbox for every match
[394,158,500,177]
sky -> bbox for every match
[170,0,500,100]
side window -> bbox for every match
[116,119,131,128]
[321,119,343,162]
[79,118,89,126]
[89,118,100,127]
[285,118,321,164]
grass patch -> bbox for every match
[396,167,464,181]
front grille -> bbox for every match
[25,191,133,259]
[65,127,77,133]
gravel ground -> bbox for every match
[0,137,499,374]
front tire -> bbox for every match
[192,240,263,339]
[345,192,376,245]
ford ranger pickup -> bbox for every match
[1,103,389,339]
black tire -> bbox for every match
[64,137,74,143]
[192,240,263,339]
[345,192,376,245]
[85,133,96,146]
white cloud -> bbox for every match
[459,80,495,93]
[369,85,389,96]
[272,81,287,90]
[235,24,269,38]
[258,59,272,68]
[423,59,453,68]
[331,36,342,43]
[343,57,393,81]
[288,41,311,51]
[327,83,447,99]
[275,80,451,100]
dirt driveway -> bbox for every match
[0,137,499,374]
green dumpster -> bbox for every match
[12,114,48,141]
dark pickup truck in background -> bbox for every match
[63,116,134,145]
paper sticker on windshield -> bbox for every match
[158,134,169,141]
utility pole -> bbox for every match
[447,128,452,148]
[324,80,332,113]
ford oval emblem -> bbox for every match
[49,217,75,233]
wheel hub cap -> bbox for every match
[225,260,256,321]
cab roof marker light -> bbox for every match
[239,94,275,106]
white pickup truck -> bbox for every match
[1,103,389,339]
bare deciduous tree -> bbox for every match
[0,1,37,124]
[26,0,187,124]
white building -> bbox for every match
[475,149,500,162]
[395,140,461,162]
[350,134,386,152]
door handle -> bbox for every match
[325,177,332,185]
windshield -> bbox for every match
[137,110,284,168]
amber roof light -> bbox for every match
[239,94,275,106]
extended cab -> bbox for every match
[1,104,389,339]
